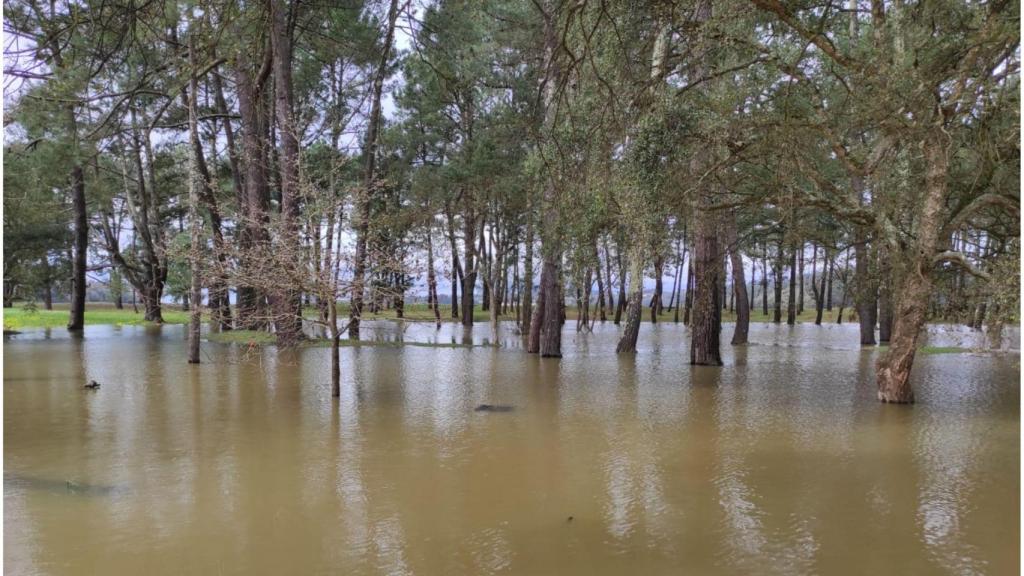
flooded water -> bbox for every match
[4,322,1019,575]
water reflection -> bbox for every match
[3,322,1019,575]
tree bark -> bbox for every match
[67,164,87,331]
[773,237,783,323]
[426,226,441,328]
[186,37,202,364]
[461,209,477,326]
[878,250,893,343]
[521,199,534,333]
[614,241,627,324]
[761,242,769,316]
[650,254,663,322]
[797,243,804,314]
[270,0,303,346]
[616,247,644,353]
[533,0,565,358]
[826,256,834,311]
[350,0,399,339]
[786,239,797,325]
[232,47,271,330]
[853,214,878,345]
[594,243,606,322]
[690,212,722,365]
[726,218,749,345]
[876,132,949,403]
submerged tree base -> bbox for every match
[877,391,916,404]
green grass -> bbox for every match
[3,302,192,330]
[207,329,486,349]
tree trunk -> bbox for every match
[594,243,606,322]
[350,0,400,339]
[761,242,769,316]
[330,287,341,398]
[537,258,562,357]
[232,50,271,331]
[446,208,462,319]
[603,236,616,313]
[748,250,756,311]
[614,241,627,324]
[426,226,441,328]
[535,0,564,358]
[269,0,303,346]
[876,132,948,403]
[726,218,748,345]
[616,247,644,353]
[186,39,202,364]
[142,286,163,323]
[773,238,783,324]
[527,267,546,354]
[690,212,722,365]
[650,254,663,322]
[522,200,535,333]
[786,240,797,325]
[43,257,55,310]
[683,262,693,325]
[854,233,877,345]
[826,256,834,311]
[67,164,87,331]
[878,277,893,342]
[797,243,804,314]
[461,210,477,326]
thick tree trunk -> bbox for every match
[270,0,303,346]
[534,0,564,358]
[690,212,722,365]
[537,257,561,357]
[876,133,948,403]
[142,286,163,323]
[232,51,271,331]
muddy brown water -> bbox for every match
[3,322,1019,575]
